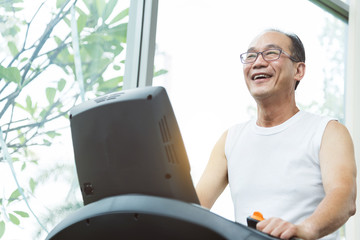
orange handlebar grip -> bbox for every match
[251,211,264,222]
[247,211,265,229]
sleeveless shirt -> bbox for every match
[225,111,339,240]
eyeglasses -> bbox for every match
[240,49,300,64]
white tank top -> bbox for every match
[225,111,339,240]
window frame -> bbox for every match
[123,0,158,89]
[130,0,359,239]
[309,0,349,22]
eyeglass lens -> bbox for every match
[242,49,281,63]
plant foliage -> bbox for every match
[0,0,150,238]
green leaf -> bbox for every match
[107,23,127,42]
[2,25,20,37]
[109,8,129,25]
[154,69,168,77]
[57,79,66,91]
[43,139,51,146]
[56,102,64,111]
[56,0,67,9]
[29,178,37,193]
[46,87,56,104]
[46,131,56,138]
[8,189,22,204]
[97,76,122,92]
[109,42,124,55]
[9,213,20,225]
[39,109,47,119]
[46,131,61,138]
[0,65,21,84]
[21,162,26,171]
[14,211,29,218]
[77,13,88,33]
[20,57,28,63]
[8,41,19,56]
[15,102,26,111]
[75,6,87,16]
[25,96,37,116]
[25,96,32,112]
[17,130,25,145]
[0,221,5,239]
[113,65,121,71]
[95,0,106,18]
[31,160,39,165]
[102,0,118,22]
[54,36,62,45]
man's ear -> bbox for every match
[294,62,306,81]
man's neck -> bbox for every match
[256,99,299,128]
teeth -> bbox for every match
[254,74,270,80]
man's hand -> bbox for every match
[256,217,316,240]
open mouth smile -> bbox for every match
[251,73,273,83]
[251,73,273,81]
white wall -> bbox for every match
[345,0,360,239]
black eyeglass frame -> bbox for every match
[240,49,300,64]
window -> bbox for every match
[1,0,351,239]
[154,0,347,220]
[0,1,129,239]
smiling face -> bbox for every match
[243,31,305,102]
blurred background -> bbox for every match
[0,0,357,239]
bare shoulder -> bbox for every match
[321,120,354,147]
[215,129,229,150]
[324,119,348,132]
[207,129,229,172]
[320,120,356,188]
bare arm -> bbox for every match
[257,121,357,240]
[196,130,229,209]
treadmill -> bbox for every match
[46,87,278,240]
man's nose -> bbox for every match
[252,53,268,67]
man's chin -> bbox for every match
[250,89,273,101]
